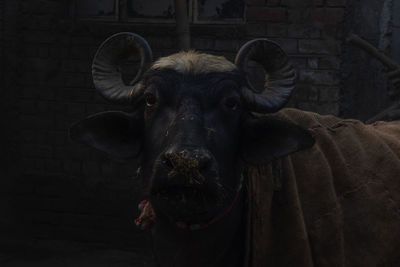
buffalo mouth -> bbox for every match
[150,180,231,224]
[147,153,234,224]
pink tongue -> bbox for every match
[135,200,156,230]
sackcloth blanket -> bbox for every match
[244,108,400,267]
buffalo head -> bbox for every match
[70,32,314,228]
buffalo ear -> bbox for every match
[240,116,315,165]
[69,111,143,159]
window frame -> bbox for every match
[73,0,245,24]
[192,0,245,25]
[123,0,192,24]
[72,0,120,21]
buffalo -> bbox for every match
[70,32,400,267]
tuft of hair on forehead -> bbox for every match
[151,50,237,74]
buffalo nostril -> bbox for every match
[163,148,212,173]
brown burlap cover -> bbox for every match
[244,108,400,267]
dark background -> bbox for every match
[1,0,400,265]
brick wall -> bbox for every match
[393,0,400,63]
[3,0,392,248]
[0,0,6,234]
[10,0,151,246]
[341,0,393,121]
[243,0,345,115]
[0,0,3,85]
[2,0,21,238]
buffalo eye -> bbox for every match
[144,92,157,107]
[223,96,240,111]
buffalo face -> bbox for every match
[139,68,247,224]
[70,33,314,227]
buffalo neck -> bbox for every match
[151,189,245,267]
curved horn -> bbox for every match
[235,39,296,113]
[92,32,153,104]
